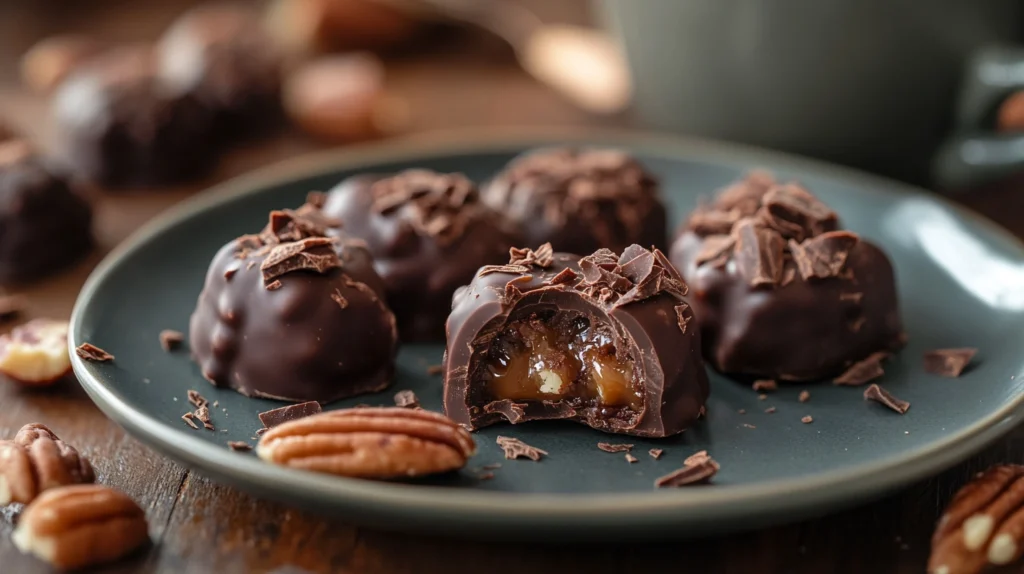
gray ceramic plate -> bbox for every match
[70,128,1024,540]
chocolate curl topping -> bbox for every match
[509,243,554,268]
[369,169,480,246]
[760,184,838,241]
[260,237,341,284]
[788,231,859,281]
[575,245,688,308]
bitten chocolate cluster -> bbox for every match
[669,172,904,382]
[443,244,708,438]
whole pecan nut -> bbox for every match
[257,407,477,479]
[0,423,94,504]
[12,484,148,569]
[929,464,1024,574]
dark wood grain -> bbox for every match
[0,1,1021,573]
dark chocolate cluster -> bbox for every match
[670,172,903,382]
[0,140,92,284]
[483,148,667,255]
[444,244,708,438]
[189,198,398,403]
[323,169,523,342]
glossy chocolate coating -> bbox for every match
[669,174,903,381]
[444,245,708,437]
[157,2,283,139]
[0,141,92,284]
[482,148,667,255]
[52,47,216,187]
[323,170,523,342]
[189,205,398,403]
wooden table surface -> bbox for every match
[2,2,1024,573]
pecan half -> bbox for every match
[12,484,149,569]
[0,319,71,385]
[257,407,476,479]
[0,423,94,504]
[930,464,1024,574]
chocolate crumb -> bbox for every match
[648,448,663,460]
[159,329,184,351]
[597,443,634,453]
[833,352,888,386]
[752,379,778,392]
[477,472,495,481]
[227,441,251,451]
[255,427,268,436]
[801,415,813,424]
[481,463,502,471]
[213,401,219,408]
[758,394,767,401]
[195,406,214,430]
[393,389,420,409]
[922,348,977,378]
[798,390,810,403]
[426,364,444,376]
[863,383,910,414]
[258,401,323,428]
[75,342,114,362]
[266,279,283,291]
[187,390,208,408]
[496,436,547,461]
[742,423,756,429]
[330,288,348,309]
[655,451,719,487]
[738,409,746,414]
[0,294,26,323]
[765,407,777,414]
[625,453,639,463]
[181,412,198,429]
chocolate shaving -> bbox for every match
[369,170,478,246]
[75,343,113,362]
[260,237,341,284]
[655,451,720,487]
[393,390,420,409]
[597,443,634,453]
[688,208,740,236]
[187,390,208,409]
[789,231,859,281]
[159,329,184,351]
[798,390,810,403]
[765,407,777,414]
[732,219,784,287]
[227,441,252,451]
[625,453,639,463]
[675,304,692,334]
[426,364,444,376]
[255,427,268,436]
[922,348,977,378]
[258,401,323,428]
[834,352,888,386]
[864,383,909,414]
[758,394,767,400]
[801,415,814,424]
[478,264,530,277]
[544,267,579,286]
[761,184,838,241]
[752,379,777,392]
[330,288,348,309]
[742,423,756,429]
[509,243,554,268]
[648,448,663,460]
[694,234,735,267]
[477,472,495,481]
[482,463,502,471]
[0,294,26,323]
[194,406,214,430]
[496,436,547,461]
[181,412,198,429]
[266,280,282,290]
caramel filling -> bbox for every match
[483,311,641,413]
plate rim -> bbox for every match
[69,126,1024,533]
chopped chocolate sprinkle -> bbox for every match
[496,436,547,461]
[597,443,634,453]
[0,294,26,323]
[187,390,208,409]
[393,390,420,409]
[369,170,478,246]
[922,348,977,378]
[159,329,184,351]
[732,219,784,287]
[798,390,810,403]
[834,352,888,386]
[752,379,778,392]
[181,412,198,429]
[260,237,341,285]
[675,303,692,334]
[788,231,859,281]
[330,288,348,309]
[258,401,323,428]
[544,267,578,286]
[801,415,814,424]
[75,342,114,362]
[194,406,214,430]
[742,423,756,429]
[426,364,444,376]
[694,234,734,267]
[479,264,530,277]
[509,243,554,268]
[266,279,282,291]
[625,453,639,463]
[765,407,777,414]
[227,441,252,451]
[655,451,720,487]
[648,448,663,460]
[864,384,909,414]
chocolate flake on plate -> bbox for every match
[922,348,977,378]
[75,342,113,362]
[737,409,746,414]
[758,394,767,401]
[227,441,252,451]
[752,379,778,392]
[481,463,502,471]
[194,405,214,430]
[258,400,323,428]
[863,383,910,414]
[393,389,420,409]
[597,443,634,453]
[181,412,198,429]
[426,364,444,376]
[159,329,184,351]
[477,472,495,481]
[187,389,208,408]
[742,423,756,429]
[649,448,663,460]
[765,407,777,414]
[625,453,638,464]
[655,451,720,487]
[798,390,810,403]
[496,436,547,461]
[801,415,813,424]
[833,352,888,386]
[0,294,26,323]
